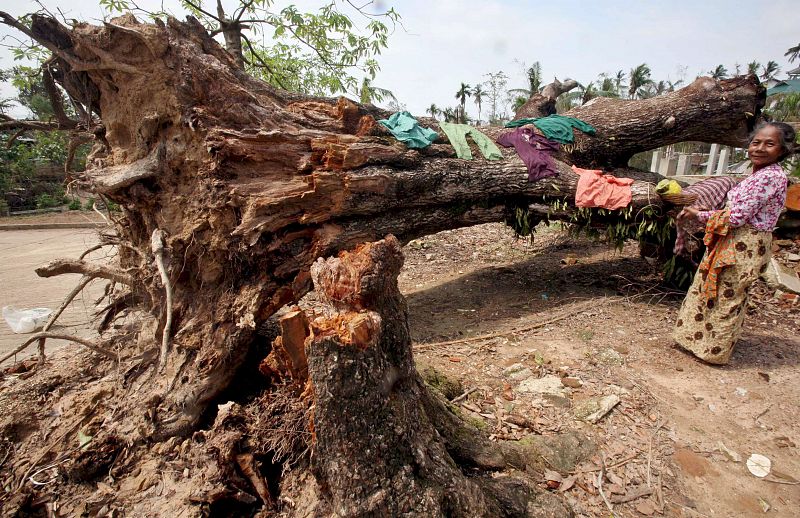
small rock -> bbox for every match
[424,253,433,261]
[708,403,718,413]
[675,365,684,372]
[561,377,583,388]
[692,394,704,402]
[635,499,657,516]
[735,387,748,397]
[574,394,620,423]
[517,375,569,397]
[595,348,624,366]
[762,258,800,294]
[786,253,800,262]
[504,363,534,381]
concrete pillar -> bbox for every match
[660,157,678,176]
[676,153,692,176]
[650,148,663,173]
[715,147,730,175]
[705,144,719,175]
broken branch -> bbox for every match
[0,332,117,365]
[35,259,132,285]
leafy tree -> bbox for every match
[454,82,472,123]
[483,71,508,124]
[96,0,400,97]
[472,84,487,124]
[628,63,653,99]
[761,61,780,81]
[358,77,396,106]
[766,92,800,122]
[747,61,761,75]
[709,64,728,79]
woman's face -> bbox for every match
[748,126,785,168]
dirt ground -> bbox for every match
[399,223,800,517]
[1,217,799,517]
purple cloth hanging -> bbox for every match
[496,127,560,182]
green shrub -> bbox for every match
[0,199,8,216]
[68,198,82,210]
[84,197,95,210]
[35,193,64,209]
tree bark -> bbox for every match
[0,11,766,515]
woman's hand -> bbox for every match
[677,206,700,223]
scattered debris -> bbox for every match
[746,454,772,478]
[717,441,742,463]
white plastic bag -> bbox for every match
[2,306,52,334]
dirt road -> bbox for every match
[0,228,105,364]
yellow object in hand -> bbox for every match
[656,179,682,195]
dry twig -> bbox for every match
[415,298,619,349]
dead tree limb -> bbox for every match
[35,259,132,285]
[0,332,117,365]
[35,275,93,363]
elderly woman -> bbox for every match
[673,121,796,364]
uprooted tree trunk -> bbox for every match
[0,11,765,516]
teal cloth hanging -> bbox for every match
[378,111,438,149]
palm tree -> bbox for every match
[709,65,728,80]
[614,70,626,96]
[512,95,528,112]
[761,61,780,81]
[785,43,800,63]
[426,103,440,120]
[472,84,487,124]
[747,61,761,75]
[454,82,472,123]
[628,64,653,99]
[441,107,457,123]
[525,62,542,96]
[508,61,542,98]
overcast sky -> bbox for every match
[1,0,798,119]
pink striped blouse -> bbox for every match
[698,163,788,231]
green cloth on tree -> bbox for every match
[438,122,503,160]
[378,111,438,149]
[504,114,596,143]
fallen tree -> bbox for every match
[0,12,766,516]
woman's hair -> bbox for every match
[748,121,797,161]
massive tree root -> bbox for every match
[0,11,765,516]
